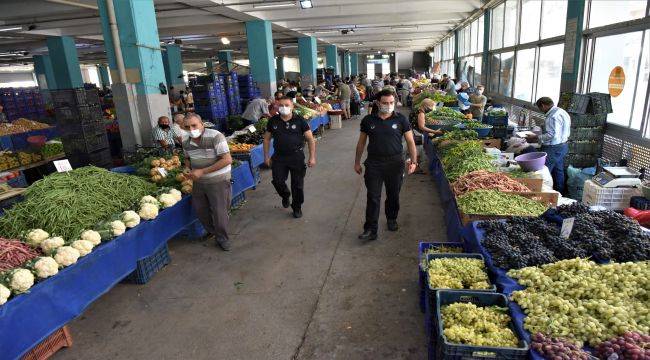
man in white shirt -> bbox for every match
[241,97,271,125]
[526,97,571,192]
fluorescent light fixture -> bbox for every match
[299,0,313,9]
[252,1,295,9]
[220,37,230,45]
[377,51,381,54]
[390,25,418,30]
[0,26,25,32]
[313,30,337,34]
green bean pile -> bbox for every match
[441,142,495,182]
[0,167,157,239]
[456,189,548,216]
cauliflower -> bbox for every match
[120,210,141,228]
[168,188,182,202]
[80,230,102,246]
[71,240,94,257]
[110,220,126,236]
[53,246,80,267]
[0,283,9,305]
[6,268,34,293]
[40,237,65,255]
[158,193,178,208]
[139,203,159,220]
[32,257,59,279]
[25,229,49,247]
[140,195,160,208]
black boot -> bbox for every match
[358,229,378,241]
[282,196,291,208]
[387,219,398,231]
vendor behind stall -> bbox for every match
[416,98,443,173]
[241,97,271,125]
[469,85,487,121]
[152,116,176,151]
[526,97,571,192]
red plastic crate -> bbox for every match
[22,326,73,360]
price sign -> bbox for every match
[560,217,575,239]
[157,167,168,177]
[247,125,257,133]
[53,159,73,173]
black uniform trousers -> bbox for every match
[271,152,306,210]
[363,155,405,232]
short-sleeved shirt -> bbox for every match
[338,84,351,100]
[242,98,269,123]
[266,114,311,157]
[360,112,411,158]
[152,126,176,149]
[182,128,231,183]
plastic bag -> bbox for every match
[566,165,596,201]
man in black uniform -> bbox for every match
[264,96,317,218]
[354,89,418,240]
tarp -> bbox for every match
[231,161,255,196]
[0,196,199,360]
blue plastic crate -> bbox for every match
[231,191,246,208]
[7,172,28,188]
[433,290,529,360]
[483,114,509,126]
[124,243,171,284]
[418,242,465,313]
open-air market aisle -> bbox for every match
[57,110,446,360]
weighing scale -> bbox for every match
[592,166,642,188]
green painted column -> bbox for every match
[454,30,460,80]
[560,0,586,93]
[33,54,57,90]
[325,45,339,76]
[162,45,184,89]
[218,50,234,72]
[481,9,491,86]
[245,20,277,98]
[46,36,83,89]
[98,64,110,88]
[276,56,285,81]
[343,52,351,77]
[298,36,317,86]
[206,59,214,74]
[350,53,359,76]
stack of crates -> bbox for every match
[482,112,509,140]
[51,88,112,168]
[238,74,261,110]
[559,92,612,168]
[191,74,228,131]
[219,71,242,116]
[0,87,46,121]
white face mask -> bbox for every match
[189,129,202,138]
[279,106,292,116]
[379,104,394,114]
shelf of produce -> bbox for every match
[0,154,65,175]
[0,196,201,360]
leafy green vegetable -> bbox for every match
[439,129,479,141]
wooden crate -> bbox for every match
[480,138,502,149]
[512,177,543,192]
[22,326,73,360]
[457,191,557,226]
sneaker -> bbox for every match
[358,230,378,241]
[292,208,303,218]
[216,238,231,251]
[387,220,398,231]
[282,196,291,208]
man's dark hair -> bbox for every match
[158,116,169,123]
[376,89,396,101]
[442,74,448,78]
[274,90,283,97]
[536,97,554,108]
[278,96,293,102]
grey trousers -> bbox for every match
[192,179,231,242]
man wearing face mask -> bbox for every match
[182,113,234,251]
[153,116,176,151]
[355,89,418,241]
[263,97,317,219]
[469,85,487,121]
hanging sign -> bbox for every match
[608,66,625,97]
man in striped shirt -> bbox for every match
[182,113,233,251]
[152,116,176,151]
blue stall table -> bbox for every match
[0,196,199,359]
[231,161,255,197]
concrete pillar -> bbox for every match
[454,30,460,80]
[98,0,169,148]
[560,0,586,93]
[46,36,83,89]
[245,20,277,98]
[218,50,234,72]
[298,36,317,87]
[276,56,285,81]
[350,53,359,76]
[325,44,339,76]
[98,64,110,88]
[206,59,214,74]
[389,52,398,74]
[343,52,351,78]
[481,9,491,86]
[162,44,184,90]
[33,55,57,90]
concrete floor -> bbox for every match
[56,109,447,360]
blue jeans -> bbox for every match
[542,143,568,193]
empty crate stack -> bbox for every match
[220,71,242,116]
[238,74,261,110]
[191,74,228,131]
[51,88,112,168]
[0,88,46,121]
[559,92,612,168]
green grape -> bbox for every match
[427,258,491,290]
[441,303,521,348]
[419,246,464,270]
[508,258,650,346]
